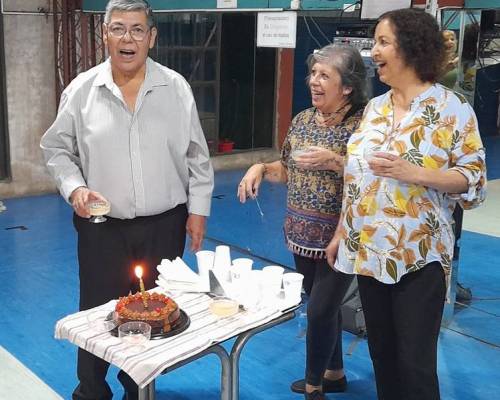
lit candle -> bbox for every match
[134,265,148,309]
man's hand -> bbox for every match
[69,186,108,218]
[186,214,206,252]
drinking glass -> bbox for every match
[88,200,111,223]
[291,148,312,161]
[363,145,383,163]
[118,321,151,353]
[86,309,117,333]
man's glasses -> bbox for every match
[107,24,150,41]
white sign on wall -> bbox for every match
[361,0,412,19]
[257,12,297,49]
[217,0,237,8]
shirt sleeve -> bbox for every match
[40,88,87,203]
[447,101,487,210]
[184,86,214,217]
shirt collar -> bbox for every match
[386,84,437,111]
[92,57,169,91]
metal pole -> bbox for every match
[229,311,297,400]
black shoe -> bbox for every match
[304,390,325,400]
[291,376,347,394]
[456,282,472,302]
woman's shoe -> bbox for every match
[291,376,347,394]
[304,390,325,400]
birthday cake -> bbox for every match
[115,292,181,332]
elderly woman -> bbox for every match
[438,30,459,89]
[238,44,367,400]
[326,9,486,400]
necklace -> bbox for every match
[315,103,350,126]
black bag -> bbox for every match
[340,277,366,336]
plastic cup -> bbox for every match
[291,148,312,161]
[262,266,284,302]
[232,258,253,271]
[214,245,231,268]
[282,272,304,304]
[229,260,252,301]
[240,270,264,311]
[196,250,215,286]
[363,147,398,162]
[231,258,253,282]
[262,266,284,293]
[118,321,151,353]
[214,245,232,281]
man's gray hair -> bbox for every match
[306,44,367,107]
[105,0,154,27]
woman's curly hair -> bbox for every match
[377,8,445,83]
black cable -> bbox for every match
[303,16,322,48]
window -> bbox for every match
[151,12,275,154]
[152,13,220,154]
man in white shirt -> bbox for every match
[40,1,214,399]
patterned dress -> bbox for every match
[281,107,364,259]
[334,84,487,290]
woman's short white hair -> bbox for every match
[104,0,154,27]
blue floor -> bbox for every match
[1,137,500,399]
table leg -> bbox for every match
[210,344,232,400]
[160,344,232,400]
[229,311,296,400]
[148,380,156,399]
[138,381,154,400]
[139,384,151,400]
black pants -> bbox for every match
[357,262,446,400]
[72,204,188,400]
[294,254,353,386]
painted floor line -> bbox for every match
[462,179,500,238]
[0,346,62,400]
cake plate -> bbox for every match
[110,309,190,340]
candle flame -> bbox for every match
[134,265,143,279]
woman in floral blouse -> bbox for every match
[326,9,486,400]
[238,44,367,400]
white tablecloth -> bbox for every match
[55,291,297,388]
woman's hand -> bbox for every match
[367,152,419,184]
[237,164,266,203]
[325,235,341,269]
[296,146,342,172]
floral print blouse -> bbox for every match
[281,107,364,259]
[334,84,487,287]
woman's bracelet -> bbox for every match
[260,163,268,177]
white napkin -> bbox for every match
[156,257,209,292]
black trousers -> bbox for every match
[357,262,446,400]
[72,204,188,400]
[294,254,353,386]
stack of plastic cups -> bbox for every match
[213,245,232,282]
[195,250,215,291]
